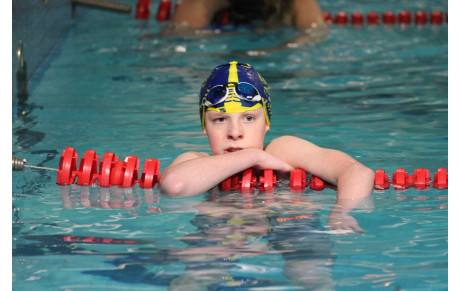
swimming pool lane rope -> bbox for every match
[139,0,447,26]
[12,147,448,191]
[68,0,447,27]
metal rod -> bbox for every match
[12,156,58,171]
[24,165,58,171]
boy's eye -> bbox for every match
[244,115,255,121]
[215,117,226,122]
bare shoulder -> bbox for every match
[264,135,323,168]
[265,135,319,152]
[170,151,210,166]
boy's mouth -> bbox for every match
[224,147,243,154]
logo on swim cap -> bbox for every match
[199,61,272,129]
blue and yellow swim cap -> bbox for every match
[199,61,272,129]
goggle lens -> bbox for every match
[205,82,261,106]
[236,83,258,100]
[207,86,227,104]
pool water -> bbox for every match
[12,0,448,290]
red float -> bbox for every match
[259,169,276,192]
[57,147,78,185]
[98,152,118,187]
[430,10,443,24]
[309,175,325,191]
[374,169,390,189]
[220,176,233,192]
[367,12,379,25]
[398,10,412,24]
[383,11,396,24]
[139,158,161,189]
[415,11,428,25]
[110,161,126,186]
[156,0,171,21]
[135,0,151,19]
[411,168,431,190]
[76,150,99,186]
[334,11,348,25]
[289,169,307,191]
[323,12,332,24]
[219,173,241,191]
[433,168,448,189]
[241,168,257,192]
[351,12,364,25]
[392,168,410,190]
[121,155,140,188]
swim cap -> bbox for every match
[199,61,272,129]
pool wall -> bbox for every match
[12,0,72,101]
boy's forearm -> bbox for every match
[327,164,374,232]
[159,149,264,197]
[332,163,374,215]
[336,163,375,200]
[266,136,374,208]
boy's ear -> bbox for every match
[203,128,207,135]
[265,124,270,132]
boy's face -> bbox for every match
[204,108,269,155]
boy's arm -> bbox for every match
[265,136,375,232]
[159,148,294,198]
[265,135,374,199]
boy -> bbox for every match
[159,61,375,232]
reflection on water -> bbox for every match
[167,190,336,290]
[58,185,161,213]
[16,185,339,289]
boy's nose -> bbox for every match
[227,120,243,140]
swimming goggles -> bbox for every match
[204,82,262,107]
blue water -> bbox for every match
[12,0,447,290]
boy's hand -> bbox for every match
[326,210,365,234]
[251,149,295,173]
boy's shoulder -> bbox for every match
[264,135,319,160]
[171,151,210,166]
[265,135,313,149]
